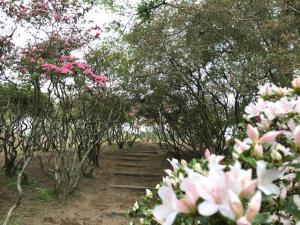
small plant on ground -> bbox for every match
[8,216,22,225]
[6,181,18,191]
[35,188,54,202]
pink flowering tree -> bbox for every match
[128,77,300,225]
[17,36,108,197]
[1,1,108,224]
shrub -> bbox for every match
[128,77,300,225]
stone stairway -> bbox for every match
[109,144,166,191]
[101,142,167,222]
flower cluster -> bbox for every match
[19,40,107,85]
[41,57,107,84]
[128,77,300,225]
[2,0,90,22]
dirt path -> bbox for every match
[0,142,167,225]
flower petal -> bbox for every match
[246,191,262,221]
[247,125,259,143]
[259,131,281,144]
[164,211,178,225]
[198,201,218,216]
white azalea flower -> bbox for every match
[256,160,281,196]
[167,158,179,172]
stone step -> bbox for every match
[115,163,152,168]
[137,150,160,153]
[110,154,161,159]
[111,167,158,174]
[105,211,126,218]
[111,171,162,177]
[120,153,161,157]
[113,157,150,161]
[111,184,155,191]
[112,175,161,186]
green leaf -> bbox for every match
[296,171,300,182]
[252,212,270,225]
[285,197,300,220]
[239,154,257,167]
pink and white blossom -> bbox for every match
[256,160,280,195]
[153,186,191,225]
[197,168,235,219]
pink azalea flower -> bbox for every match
[92,74,108,84]
[197,168,234,220]
[42,63,59,72]
[59,66,70,74]
[73,62,87,70]
[60,55,74,62]
[62,63,73,69]
[226,161,257,197]
[234,139,250,154]
[247,125,281,144]
[207,154,225,170]
[180,172,205,206]
[153,186,190,225]
[84,69,94,77]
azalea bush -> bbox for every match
[128,77,300,225]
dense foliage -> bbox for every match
[91,0,299,157]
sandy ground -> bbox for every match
[0,142,167,225]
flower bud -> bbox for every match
[271,150,282,161]
[287,182,293,191]
[280,188,287,202]
[246,191,262,221]
[164,169,173,177]
[294,126,300,154]
[204,148,211,159]
[292,77,300,90]
[180,159,187,167]
[146,189,153,198]
[193,163,202,172]
[228,190,244,219]
[133,201,139,211]
[254,144,263,158]
[178,172,185,182]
